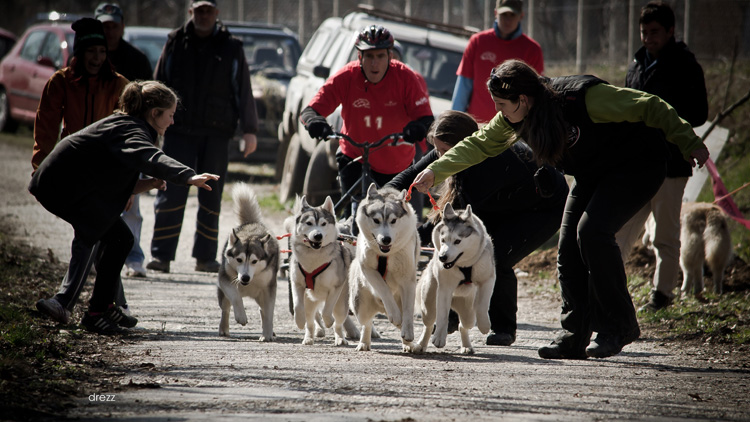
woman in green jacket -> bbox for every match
[412,59,709,359]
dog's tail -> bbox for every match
[233,182,263,225]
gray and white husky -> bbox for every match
[288,195,359,346]
[217,183,279,340]
[414,203,495,354]
[349,184,420,352]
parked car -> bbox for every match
[0,21,74,132]
[224,22,302,163]
[276,5,474,203]
[122,26,170,71]
[0,28,17,60]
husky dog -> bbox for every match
[217,183,279,340]
[349,184,420,352]
[288,195,359,346]
[679,202,733,297]
[414,203,495,354]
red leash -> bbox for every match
[406,183,439,211]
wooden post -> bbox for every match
[576,0,584,73]
[684,0,691,45]
[527,0,535,39]
[443,0,450,24]
[463,0,470,28]
[298,0,305,45]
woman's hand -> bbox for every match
[189,173,220,190]
[242,133,258,157]
[690,147,709,168]
[412,169,435,193]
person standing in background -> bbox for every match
[96,2,154,278]
[615,1,708,312]
[451,0,544,123]
[147,0,259,274]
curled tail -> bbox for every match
[233,183,263,225]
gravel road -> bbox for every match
[2,139,749,421]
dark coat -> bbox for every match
[626,39,708,177]
[108,38,153,82]
[29,113,197,245]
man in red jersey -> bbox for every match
[451,0,544,123]
[300,25,434,217]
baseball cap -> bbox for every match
[496,0,523,15]
[95,3,123,24]
[191,0,217,8]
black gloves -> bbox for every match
[307,120,333,139]
[402,120,427,143]
[533,165,557,198]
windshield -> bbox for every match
[126,33,169,70]
[233,33,301,74]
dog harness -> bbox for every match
[459,266,472,286]
[298,262,331,290]
[377,256,388,279]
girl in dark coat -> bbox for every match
[387,110,568,346]
[31,80,220,333]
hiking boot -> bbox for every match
[36,298,71,325]
[586,327,640,359]
[146,258,170,273]
[81,312,123,334]
[538,342,588,360]
[195,259,220,273]
[103,305,138,328]
[638,290,672,312]
[126,262,147,278]
[486,331,516,346]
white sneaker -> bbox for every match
[119,304,132,317]
[126,262,147,278]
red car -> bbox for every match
[0,21,74,132]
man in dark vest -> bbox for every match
[147,0,259,273]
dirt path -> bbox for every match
[2,139,749,421]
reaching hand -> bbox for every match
[242,133,258,157]
[690,147,709,168]
[189,173,220,191]
[412,169,435,193]
[402,120,426,143]
[307,121,333,139]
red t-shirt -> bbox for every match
[307,60,433,174]
[457,29,544,123]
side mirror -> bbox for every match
[36,56,56,69]
[312,65,330,79]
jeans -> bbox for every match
[122,193,144,266]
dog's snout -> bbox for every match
[382,236,391,245]
[313,232,323,242]
[241,274,250,283]
[439,253,448,262]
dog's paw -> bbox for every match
[460,346,475,355]
[235,314,248,326]
[334,336,348,347]
[322,313,335,328]
[477,318,491,335]
[258,334,274,342]
[412,343,426,354]
[302,336,314,346]
[294,312,306,330]
[431,334,447,349]
[401,342,415,353]
[219,328,229,337]
[388,313,403,328]
[355,342,370,351]
[401,326,414,343]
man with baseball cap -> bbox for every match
[147,0,259,274]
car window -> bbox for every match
[127,33,168,70]
[40,32,63,68]
[237,34,299,73]
[393,41,463,101]
[301,27,331,66]
[323,32,350,69]
[19,30,47,62]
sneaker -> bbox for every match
[585,327,640,359]
[638,290,672,312]
[119,304,132,316]
[538,342,588,360]
[486,331,516,346]
[195,260,220,273]
[103,305,138,328]
[36,298,71,325]
[126,262,147,278]
[81,312,123,334]
[146,258,170,273]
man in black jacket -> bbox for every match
[616,1,708,311]
[147,0,259,273]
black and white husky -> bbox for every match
[415,203,495,354]
[288,195,359,346]
[217,183,279,340]
[349,184,420,352]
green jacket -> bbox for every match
[428,81,705,185]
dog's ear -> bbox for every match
[443,202,456,220]
[260,233,272,244]
[366,183,378,198]
[461,204,473,220]
[230,227,239,243]
[322,196,335,214]
[300,195,311,210]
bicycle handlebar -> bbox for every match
[326,132,404,149]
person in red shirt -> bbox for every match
[452,0,544,123]
[300,25,434,216]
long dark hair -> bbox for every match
[486,59,567,166]
[69,51,117,81]
[425,110,479,223]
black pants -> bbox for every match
[151,133,228,262]
[482,196,566,335]
[556,161,666,348]
[55,218,134,313]
[336,151,397,218]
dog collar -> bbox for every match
[298,262,331,290]
[459,266,472,285]
[377,256,388,279]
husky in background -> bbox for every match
[414,203,495,354]
[217,183,279,340]
[679,202,733,297]
[288,195,359,346]
[349,184,420,352]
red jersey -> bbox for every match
[307,60,433,174]
[457,29,544,123]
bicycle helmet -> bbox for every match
[355,25,394,51]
